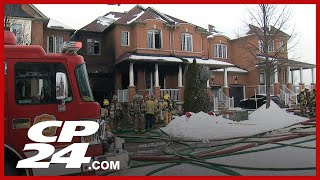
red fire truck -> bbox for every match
[4,31,128,176]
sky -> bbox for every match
[34,4,316,84]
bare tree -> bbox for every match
[238,4,298,108]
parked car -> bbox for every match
[239,94,289,109]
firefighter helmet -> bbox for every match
[103,99,109,106]
[163,94,170,100]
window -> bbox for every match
[15,63,72,105]
[259,72,265,84]
[268,40,274,52]
[121,31,129,46]
[87,38,100,55]
[181,33,193,51]
[75,64,94,102]
[11,24,23,44]
[214,44,227,59]
[280,41,286,52]
[47,36,63,53]
[148,30,161,49]
[258,40,275,52]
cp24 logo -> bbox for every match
[16,121,99,168]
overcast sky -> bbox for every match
[34,4,316,84]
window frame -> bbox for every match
[87,38,101,55]
[14,62,73,105]
[121,31,130,46]
[147,30,162,49]
[214,44,228,59]
[47,35,64,53]
[268,40,274,52]
[181,33,193,52]
[279,41,286,53]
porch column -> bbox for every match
[311,68,316,91]
[299,67,305,91]
[129,62,134,86]
[223,67,230,96]
[286,66,293,91]
[154,64,160,100]
[273,66,280,96]
[178,65,184,102]
[128,62,136,102]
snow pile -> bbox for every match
[161,101,308,140]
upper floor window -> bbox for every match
[214,44,227,59]
[148,30,161,49]
[268,40,274,52]
[11,24,23,44]
[47,35,63,53]
[258,40,274,52]
[181,33,193,51]
[121,31,129,46]
[279,41,286,53]
[87,38,100,55]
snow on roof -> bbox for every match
[161,101,307,141]
[212,67,248,73]
[104,13,121,21]
[127,55,235,67]
[97,16,116,26]
[183,58,234,66]
[47,19,73,30]
[128,55,182,63]
[127,11,145,24]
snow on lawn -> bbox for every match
[161,101,308,140]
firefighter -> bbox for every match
[161,94,174,126]
[308,89,316,117]
[102,99,112,132]
[299,89,307,116]
[154,96,160,124]
[110,95,123,133]
[145,94,158,129]
[129,94,146,134]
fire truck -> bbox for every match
[4,31,128,176]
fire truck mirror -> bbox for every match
[56,72,68,100]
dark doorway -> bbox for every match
[229,84,244,107]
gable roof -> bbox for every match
[47,19,74,31]
[79,4,208,33]
[5,4,33,18]
[4,4,47,19]
[247,24,290,38]
[80,11,125,32]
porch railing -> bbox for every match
[117,89,129,103]
[280,89,289,106]
[258,85,274,95]
[282,85,298,105]
[218,89,234,109]
[139,89,154,96]
[213,97,219,111]
[160,89,179,101]
[293,85,301,94]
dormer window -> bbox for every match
[214,44,227,59]
[148,30,161,49]
[280,41,286,52]
[258,40,274,52]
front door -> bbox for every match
[230,85,244,107]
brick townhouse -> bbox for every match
[73,5,316,108]
[6,4,315,108]
[4,4,75,53]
